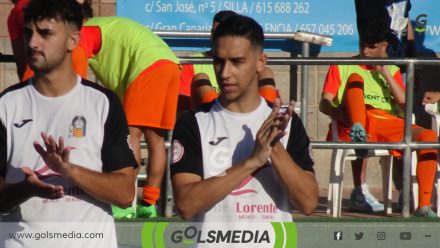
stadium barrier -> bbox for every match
[4,31,439,218]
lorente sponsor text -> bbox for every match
[236,202,278,213]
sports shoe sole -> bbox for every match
[350,123,367,158]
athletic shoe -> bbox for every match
[136,204,158,218]
[349,187,384,212]
[112,205,135,219]
[350,122,367,158]
[414,206,437,218]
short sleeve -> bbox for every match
[7,7,24,41]
[170,111,203,177]
[179,64,195,96]
[71,45,89,79]
[0,120,6,178]
[101,91,137,172]
[79,26,102,57]
[322,65,341,96]
[286,113,314,172]
[7,0,30,41]
[392,69,405,90]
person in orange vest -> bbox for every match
[319,19,437,217]
[76,2,180,219]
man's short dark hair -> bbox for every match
[359,18,391,44]
[212,15,264,51]
[213,10,238,24]
[23,0,83,30]
[80,0,94,19]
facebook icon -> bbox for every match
[334,231,343,240]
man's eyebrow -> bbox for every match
[213,54,245,60]
[361,42,378,47]
[230,56,245,61]
[35,24,53,32]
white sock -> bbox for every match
[360,183,369,193]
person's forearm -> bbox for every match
[63,164,135,208]
[319,98,334,117]
[0,181,32,213]
[383,70,405,105]
[270,142,318,215]
[173,159,259,220]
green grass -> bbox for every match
[114,216,184,222]
[114,215,440,223]
[293,216,440,222]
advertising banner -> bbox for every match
[117,0,440,52]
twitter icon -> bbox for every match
[355,232,364,240]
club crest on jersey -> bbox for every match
[172,140,184,164]
[69,116,87,138]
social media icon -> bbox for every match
[355,232,364,240]
[377,232,386,240]
[334,231,343,240]
[400,232,411,240]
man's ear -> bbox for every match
[67,30,81,52]
[256,53,268,72]
[380,41,389,57]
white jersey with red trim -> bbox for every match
[0,76,136,248]
[171,98,314,222]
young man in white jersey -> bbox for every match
[0,0,136,247]
[170,15,318,222]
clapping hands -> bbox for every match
[250,98,295,168]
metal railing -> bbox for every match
[0,30,332,218]
[4,32,437,218]
[147,30,332,217]
[277,57,440,218]
[0,54,14,63]
[154,30,333,47]
[155,30,332,127]
[173,56,440,218]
